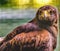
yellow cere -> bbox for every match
[44,11,49,16]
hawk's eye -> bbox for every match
[39,11,42,15]
[50,11,55,15]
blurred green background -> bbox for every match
[0,0,60,51]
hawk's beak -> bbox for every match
[39,10,50,20]
[41,11,50,20]
[44,11,49,18]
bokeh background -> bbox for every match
[0,0,60,51]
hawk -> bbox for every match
[0,5,59,51]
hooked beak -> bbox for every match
[39,10,50,20]
[43,11,50,19]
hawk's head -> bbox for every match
[36,5,59,26]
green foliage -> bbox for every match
[0,0,59,9]
[0,0,8,5]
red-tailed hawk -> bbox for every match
[0,5,59,51]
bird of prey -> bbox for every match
[0,5,59,51]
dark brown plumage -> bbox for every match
[0,5,59,51]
